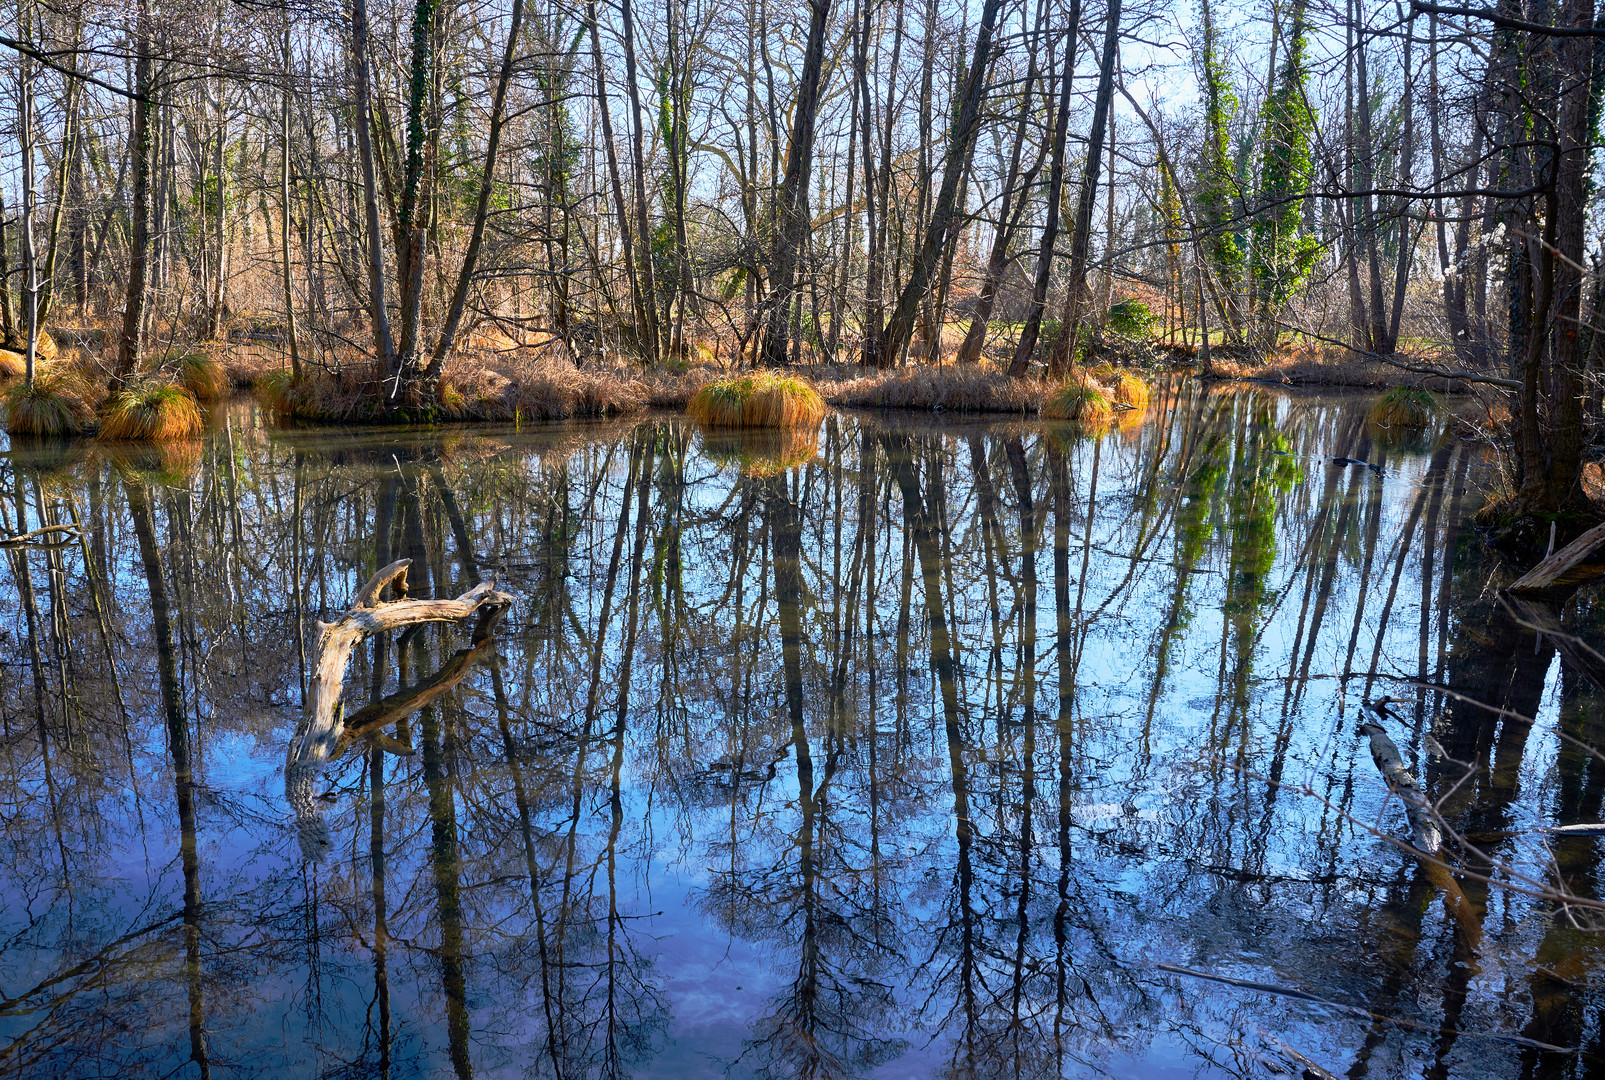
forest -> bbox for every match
[10,0,1605,1075]
[0,0,1601,528]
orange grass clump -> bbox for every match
[1042,378,1114,427]
[170,350,227,401]
[687,372,826,429]
[99,383,205,441]
[2,367,95,436]
[1113,372,1150,411]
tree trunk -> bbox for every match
[1046,0,1122,377]
[279,17,303,380]
[958,17,1043,365]
[758,0,834,367]
[878,0,1007,367]
[425,0,525,379]
[351,0,397,375]
[116,0,153,380]
[619,0,662,363]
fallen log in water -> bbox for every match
[1358,703,1485,950]
[337,603,507,755]
[1507,520,1605,592]
[285,558,512,859]
[1359,703,1442,854]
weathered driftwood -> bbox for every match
[0,523,81,548]
[1508,520,1605,592]
[1359,704,1442,854]
[1358,704,1484,949]
[285,559,511,859]
[336,602,507,755]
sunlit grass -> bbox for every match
[99,383,205,441]
[1113,372,1150,411]
[2,367,94,436]
[170,350,227,401]
[1042,376,1114,426]
[687,371,826,429]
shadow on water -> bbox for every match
[4,381,1605,1077]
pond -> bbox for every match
[1,381,1601,1079]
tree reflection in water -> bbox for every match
[1,384,1603,1077]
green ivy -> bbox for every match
[1249,0,1319,345]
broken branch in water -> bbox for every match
[285,557,513,860]
[1359,700,1442,854]
[337,602,508,755]
[0,523,81,548]
[1158,964,1573,1052]
[1507,520,1605,591]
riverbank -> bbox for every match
[2,328,1494,436]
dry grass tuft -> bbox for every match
[687,371,826,429]
[1112,372,1151,411]
[1367,386,1438,430]
[100,383,205,441]
[452,359,650,421]
[699,426,821,477]
[254,369,307,416]
[0,348,22,378]
[1042,377,1114,426]
[169,350,227,401]
[2,367,95,436]
[817,364,1045,413]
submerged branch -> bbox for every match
[284,558,512,860]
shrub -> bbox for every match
[687,371,826,429]
[99,383,205,441]
[1107,299,1157,337]
[2,368,95,436]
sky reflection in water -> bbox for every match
[0,381,1601,1079]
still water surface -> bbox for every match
[1,381,1601,1078]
